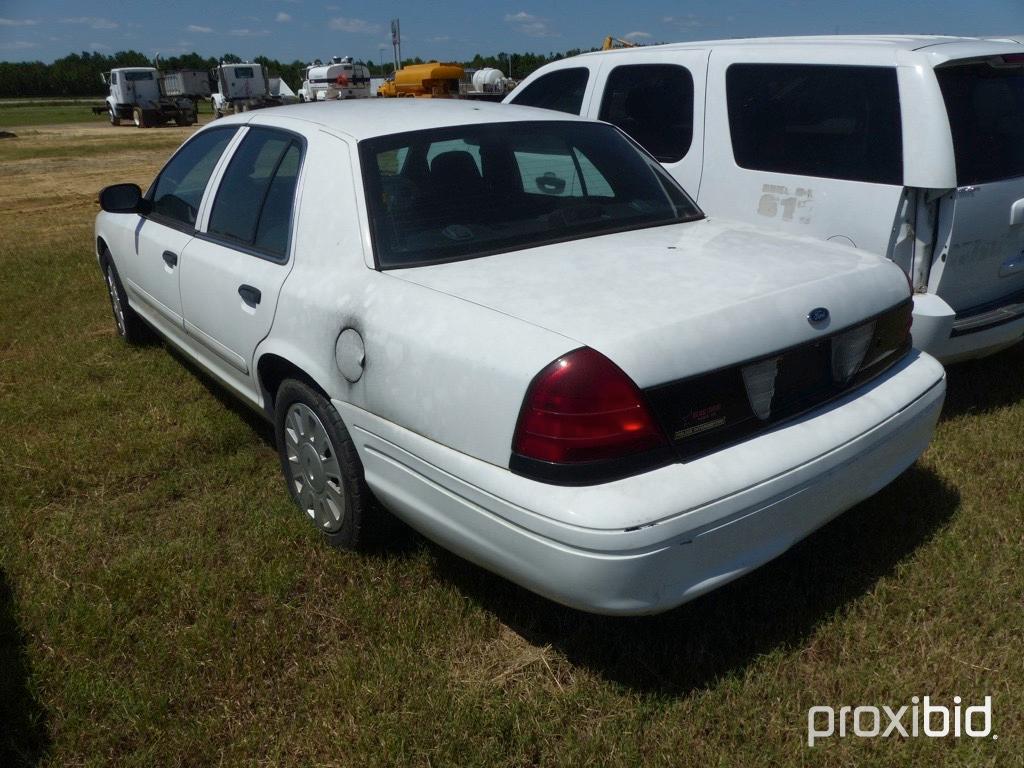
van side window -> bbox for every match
[598,64,694,163]
[208,128,303,260]
[726,64,903,185]
[511,68,590,115]
[937,62,1024,185]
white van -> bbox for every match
[506,36,1024,363]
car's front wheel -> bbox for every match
[274,380,382,549]
[102,255,148,343]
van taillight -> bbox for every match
[511,348,669,480]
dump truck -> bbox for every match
[92,67,196,127]
[376,62,464,98]
[161,68,212,115]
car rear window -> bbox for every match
[510,68,590,115]
[936,60,1024,185]
[359,120,702,269]
[726,63,903,185]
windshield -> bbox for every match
[937,59,1024,185]
[359,120,703,269]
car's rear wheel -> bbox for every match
[102,255,148,343]
[275,380,383,549]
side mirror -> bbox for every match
[98,183,150,214]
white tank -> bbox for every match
[471,68,505,91]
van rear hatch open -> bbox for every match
[933,55,1024,327]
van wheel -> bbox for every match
[108,107,120,126]
[102,253,149,343]
[274,380,384,549]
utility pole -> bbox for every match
[390,18,402,70]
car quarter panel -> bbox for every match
[255,129,577,468]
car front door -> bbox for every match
[126,127,238,336]
[179,127,303,401]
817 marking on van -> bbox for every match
[757,184,814,225]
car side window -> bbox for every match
[111,72,117,85]
[726,63,903,185]
[207,128,303,260]
[149,128,236,228]
[598,64,694,163]
[510,68,590,115]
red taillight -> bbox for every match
[512,348,667,464]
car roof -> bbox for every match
[215,99,590,141]
[570,34,1023,64]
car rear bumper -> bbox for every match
[335,351,945,615]
[912,292,1024,364]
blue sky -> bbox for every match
[1,1,1022,65]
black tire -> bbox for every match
[132,106,146,128]
[101,252,149,343]
[274,380,388,549]
[108,107,120,126]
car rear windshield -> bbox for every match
[359,121,703,269]
[936,60,1024,185]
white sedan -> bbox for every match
[95,101,946,615]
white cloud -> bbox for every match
[0,39,37,49]
[60,16,119,30]
[623,31,651,40]
[275,12,292,22]
[228,28,270,37]
[186,24,213,33]
[503,10,557,38]
[662,14,706,28]
[328,17,380,34]
[0,18,38,27]
[89,42,110,50]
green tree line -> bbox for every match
[0,48,594,98]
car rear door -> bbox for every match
[179,126,304,400]
[930,58,1024,313]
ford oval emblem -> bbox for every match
[807,307,830,325]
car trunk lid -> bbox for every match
[392,218,909,387]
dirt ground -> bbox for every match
[0,120,211,248]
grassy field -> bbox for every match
[0,109,1022,767]
[0,98,212,129]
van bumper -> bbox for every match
[912,292,1024,364]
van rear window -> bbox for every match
[937,61,1024,185]
[726,64,903,185]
